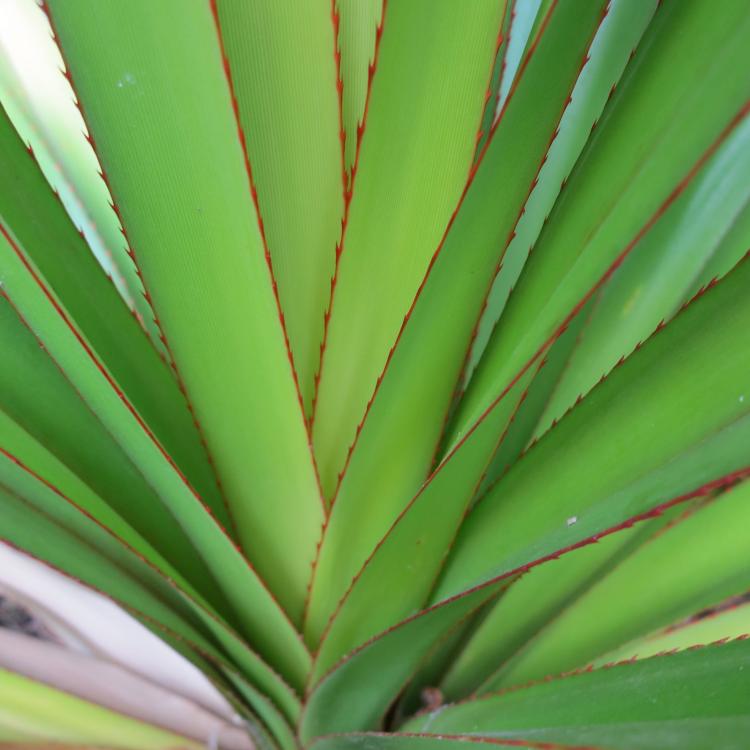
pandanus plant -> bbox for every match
[1,0,750,747]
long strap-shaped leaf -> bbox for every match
[301,255,750,737]
[0,668,201,750]
[592,598,750,667]
[455,0,750,440]
[300,465,746,739]
[479,90,750,492]
[687,198,750,298]
[0,222,310,689]
[455,0,661,496]
[0,441,302,714]
[439,504,687,699]
[472,0,516,161]
[312,736,597,750]
[487,480,750,689]
[301,585,499,739]
[0,103,230,529]
[0,407,214,601]
[305,0,610,644]
[0,479,299,748]
[312,0,508,496]
[309,367,536,672]
[400,640,750,749]
[471,302,592,495]
[0,415,302,724]
[43,0,325,622]
[435,255,750,601]
[532,113,750,436]
[429,77,750,604]
[0,2,163,351]
[466,0,658,383]
[0,297,218,595]
[335,0,384,183]
[210,0,344,412]
[492,0,542,117]
[300,472,727,740]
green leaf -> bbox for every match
[456,0,750,441]
[466,0,658,384]
[468,0,672,484]
[473,300,592,494]
[0,295,217,595]
[534,112,750,436]
[488,481,750,689]
[0,668,201,750]
[0,408,190,588]
[0,446,301,724]
[472,0,515,160]
[0,433,292,750]
[395,609,491,725]
[0,1,164,352]
[440,505,686,699]
[0,102,229,530]
[0,479,300,748]
[592,598,750,667]
[303,465,735,736]
[301,586,499,740]
[309,368,534,674]
[434,256,750,602]
[44,0,325,622]
[335,0,384,180]
[0,223,310,689]
[312,0,508,496]
[313,737,580,750]
[3,4,749,747]
[494,0,542,113]
[479,101,750,485]
[402,640,750,750]
[686,198,750,298]
[301,359,750,740]
[211,0,345,411]
[306,0,610,644]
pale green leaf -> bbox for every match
[489,481,750,688]
[45,0,325,621]
[435,257,750,602]
[312,0,508,496]
[212,0,344,411]
[306,0,610,645]
[592,598,750,667]
[0,668,201,750]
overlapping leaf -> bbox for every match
[211,0,344,410]
[0,1,162,349]
[0,668,200,750]
[0,105,228,528]
[455,0,750,442]
[44,0,324,621]
[593,598,750,667]
[0,224,310,693]
[440,505,685,698]
[1,1,749,746]
[436,256,750,602]
[487,481,750,688]
[312,0,508,497]
[467,0,658,382]
[302,253,750,737]
[400,639,750,750]
[306,0,611,644]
